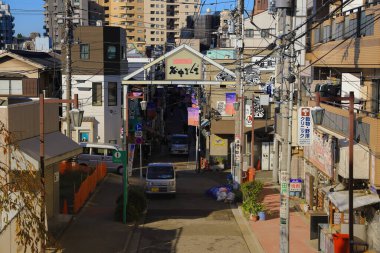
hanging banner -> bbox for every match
[225,93,236,115]
[127,144,136,177]
[297,107,313,146]
[187,107,199,126]
[245,98,265,127]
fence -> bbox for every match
[71,163,107,213]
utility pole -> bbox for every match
[234,0,244,183]
[276,1,295,252]
[65,0,73,139]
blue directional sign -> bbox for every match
[135,123,142,131]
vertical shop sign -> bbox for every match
[298,107,313,146]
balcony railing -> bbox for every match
[311,4,377,46]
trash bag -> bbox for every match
[217,191,227,201]
[226,192,235,202]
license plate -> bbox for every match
[151,187,159,192]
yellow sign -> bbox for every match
[213,137,226,146]
[165,49,202,80]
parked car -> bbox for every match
[145,163,176,196]
[169,134,189,155]
[77,142,124,174]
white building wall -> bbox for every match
[62,74,123,146]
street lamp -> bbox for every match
[39,92,83,251]
[311,91,355,253]
[233,101,240,111]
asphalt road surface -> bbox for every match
[128,161,250,253]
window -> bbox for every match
[80,44,90,59]
[82,147,90,154]
[323,25,330,43]
[335,22,344,40]
[185,5,189,8]
[80,132,90,142]
[361,13,374,36]
[93,148,105,155]
[138,22,143,26]
[244,29,254,38]
[108,82,117,106]
[314,26,320,44]
[92,82,102,106]
[261,29,270,38]
[106,45,117,60]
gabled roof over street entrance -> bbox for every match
[123,44,236,86]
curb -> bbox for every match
[122,210,146,253]
[230,204,265,253]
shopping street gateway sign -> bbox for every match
[165,49,202,80]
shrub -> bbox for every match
[115,185,147,222]
[241,180,265,215]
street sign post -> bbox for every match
[113,150,128,223]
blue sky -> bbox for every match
[6,0,254,36]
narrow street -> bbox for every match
[128,165,250,253]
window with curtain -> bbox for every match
[92,82,102,106]
[336,22,344,40]
[80,44,90,59]
[108,82,117,106]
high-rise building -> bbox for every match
[99,0,199,51]
[145,0,199,47]
[43,0,92,50]
[99,0,145,51]
[0,1,14,49]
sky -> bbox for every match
[5,0,254,36]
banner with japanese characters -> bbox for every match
[297,107,313,146]
[165,49,202,80]
[225,93,236,115]
[187,107,199,126]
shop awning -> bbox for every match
[17,132,82,167]
[328,191,380,212]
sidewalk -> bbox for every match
[56,174,136,253]
[249,183,318,253]
[231,171,318,253]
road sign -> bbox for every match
[135,123,142,131]
[135,131,142,138]
[112,150,126,164]
[135,137,143,144]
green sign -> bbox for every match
[112,150,126,164]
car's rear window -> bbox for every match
[171,136,188,144]
[147,166,174,179]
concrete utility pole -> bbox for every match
[276,1,295,252]
[234,0,244,183]
[65,0,73,139]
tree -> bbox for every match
[16,33,23,39]
[0,121,51,252]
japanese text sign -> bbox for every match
[298,107,313,146]
[165,49,202,80]
[289,178,302,192]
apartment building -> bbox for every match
[0,1,14,49]
[61,26,127,145]
[100,0,145,50]
[43,0,91,50]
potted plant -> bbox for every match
[242,199,266,221]
[241,180,265,221]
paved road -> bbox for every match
[128,164,250,253]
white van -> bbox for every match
[77,143,124,174]
[145,163,176,196]
[169,134,189,155]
